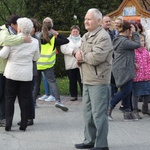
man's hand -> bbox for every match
[24,36,31,43]
[75,51,83,61]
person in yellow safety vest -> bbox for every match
[33,17,69,111]
[37,35,56,70]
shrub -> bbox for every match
[54,47,67,77]
[54,30,70,77]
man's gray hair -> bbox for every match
[87,8,102,20]
[17,17,33,35]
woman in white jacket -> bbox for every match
[61,25,82,101]
[0,17,40,131]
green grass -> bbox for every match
[40,76,81,96]
[56,76,70,95]
[40,76,70,95]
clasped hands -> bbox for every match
[75,51,83,61]
[75,51,83,67]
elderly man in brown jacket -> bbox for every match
[74,8,113,150]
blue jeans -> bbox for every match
[110,80,133,112]
[41,72,51,95]
[111,83,118,98]
[34,67,61,102]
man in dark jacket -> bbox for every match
[102,16,118,104]
[102,16,115,41]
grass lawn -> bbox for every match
[40,76,70,95]
[40,76,81,96]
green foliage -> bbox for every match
[0,0,124,77]
[56,76,82,95]
[0,0,27,24]
[40,76,81,95]
[54,47,67,78]
[0,0,124,32]
[57,31,70,37]
[41,0,122,34]
[56,76,70,95]
[54,30,70,77]
[40,76,69,95]
[25,0,77,31]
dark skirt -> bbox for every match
[132,81,150,96]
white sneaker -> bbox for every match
[38,95,49,100]
[45,95,56,102]
[108,115,113,121]
[55,101,68,112]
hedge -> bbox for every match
[54,30,70,77]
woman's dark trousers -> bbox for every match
[67,68,83,97]
[0,74,5,120]
[5,79,32,129]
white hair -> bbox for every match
[87,8,102,20]
[17,17,33,35]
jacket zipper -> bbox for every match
[94,66,98,75]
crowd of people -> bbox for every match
[102,15,150,122]
[0,7,150,150]
[0,15,69,132]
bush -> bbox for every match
[57,30,70,37]
[54,48,67,77]
[54,30,70,77]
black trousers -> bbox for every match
[5,79,32,128]
[29,76,36,119]
[0,74,5,120]
[67,68,82,97]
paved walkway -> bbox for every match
[0,96,150,150]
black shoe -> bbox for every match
[17,121,21,126]
[70,97,77,101]
[138,97,143,102]
[19,127,26,131]
[124,112,138,121]
[0,119,6,127]
[17,119,34,126]
[89,147,109,150]
[5,126,11,131]
[55,102,68,112]
[27,119,34,126]
[75,143,94,149]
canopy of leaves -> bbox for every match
[0,0,123,31]
[0,0,149,33]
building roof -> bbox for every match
[137,0,150,12]
[107,0,150,19]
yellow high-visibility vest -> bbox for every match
[37,36,56,70]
